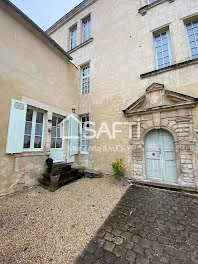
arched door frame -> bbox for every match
[141,126,180,183]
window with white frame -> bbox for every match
[82,16,91,43]
[51,116,63,149]
[69,25,77,50]
[80,115,89,153]
[23,108,45,150]
[186,20,198,60]
[154,30,172,69]
[81,64,90,94]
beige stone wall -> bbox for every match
[0,5,78,195]
[50,0,198,185]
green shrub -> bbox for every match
[111,158,126,180]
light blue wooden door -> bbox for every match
[67,114,79,163]
[145,129,177,183]
[50,115,64,163]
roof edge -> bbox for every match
[46,0,97,35]
[2,0,73,60]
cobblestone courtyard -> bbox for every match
[76,185,198,264]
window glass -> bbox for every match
[69,26,77,50]
[81,115,89,153]
[23,109,44,150]
[82,17,91,42]
[81,65,90,94]
[24,109,33,149]
[51,116,63,149]
[186,20,198,59]
[34,112,43,148]
[154,31,172,69]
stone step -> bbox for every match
[85,172,102,179]
[60,168,78,180]
[38,173,82,192]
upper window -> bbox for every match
[154,30,173,69]
[24,108,45,150]
[80,115,89,154]
[82,16,91,43]
[186,20,198,60]
[69,25,77,50]
[81,65,90,94]
[149,0,157,3]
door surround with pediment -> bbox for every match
[123,83,198,187]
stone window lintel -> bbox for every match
[138,0,175,16]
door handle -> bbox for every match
[159,148,161,155]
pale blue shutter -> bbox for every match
[6,99,27,154]
[67,114,79,163]
[67,117,74,163]
[70,114,79,155]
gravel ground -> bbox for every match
[0,176,127,264]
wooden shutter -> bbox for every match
[70,114,79,155]
[67,114,79,163]
[6,99,27,154]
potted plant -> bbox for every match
[78,166,85,174]
[111,158,126,185]
[50,167,62,183]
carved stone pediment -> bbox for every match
[123,83,197,116]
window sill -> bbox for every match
[14,151,45,158]
[140,58,198,79]
[68,38,93,54]
[80,152,89,155]
[138,0,175,16]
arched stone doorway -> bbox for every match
[123,83,197,188]
[144,129,177,183]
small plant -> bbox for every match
[111,158,126,180]
[78,166,85,169]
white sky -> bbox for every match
[10,0,84,31]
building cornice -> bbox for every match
[46,0,98,35]
[140,58,198,79]
[138,0,175,16]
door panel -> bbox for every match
[145,129,177,183]
[50,115,64,163]
[161,131,177,182]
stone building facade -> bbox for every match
[48,0,198,188]
[0,0,198,195]
[0,0,78,195]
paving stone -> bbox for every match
[94,247,105,258]
[114,236,124,245]
[103,251,116,263]
[75,185,198,264]
[115,257,129,264]
[85,241,97,253]
[114,245,127,258]
[103,241,115,252]
[126,250,136,262]
[133,243,144,255]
